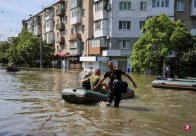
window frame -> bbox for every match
[176,0,185,11]
[140,1,147,11]
[119,21,131,30]
[119,2,131,10]
[119,40,131,49]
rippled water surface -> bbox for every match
[0,65,195,136]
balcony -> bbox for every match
[93,10,108,21]
[33,25,41,36]
[94,29,108,38]
[102,50,131,57]
[56,8,65,16]
[45,32,55,44]
[69,49,82,55]
[70,33,81,41]
[70,0,81,9]
[45,13,54,21]
[70,16,81,25]
[70,7,82,25]
[56,37,65,44]
[56,23,65,30]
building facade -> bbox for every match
[23,0,196,73]
[174,0,196,36]
[80,0,175,73]
[23,0,93,69]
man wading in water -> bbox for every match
[93,61,137,107]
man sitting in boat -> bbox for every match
[164,66,175,78]
[81,71,92,90]
[81,69,108,94]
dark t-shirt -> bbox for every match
[104,68,125,87]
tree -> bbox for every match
[6,28,54,67]
[0,41,10,63]
[131,14,194,75]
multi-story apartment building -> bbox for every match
[80,0,175,73]
[174,0,196,36]
[23,0,93,69]
[23,0,196,72]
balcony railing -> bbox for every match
[56,23,65,30]
[70,33,81,40]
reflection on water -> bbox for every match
[0,65,195,136]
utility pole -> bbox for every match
[40,36,42,68]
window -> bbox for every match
[152,0,156,7]
[95,0,103,12]
[119,40,130,49]
[176,0,184,11]
[70,41,77,49]
[119,2,131,10]
[140,21,145,29]
[119,21,131,30]
[140,1,147,11]
[194,0,196,8]
[71,10,76,17]
[152,0,169,8]
[91,37,107,48]
[95,20,101,30]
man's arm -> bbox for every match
[81,77,90,83]
[92,77,106,90]
[123,73,137,88]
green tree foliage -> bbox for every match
[0,41,9,63]
[179,48,196,77]
[131,14,194,76]
[1,28,54,67]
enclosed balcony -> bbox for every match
[93,10,108,21]
[44,32,55,44]
[70,8,82,25]
[44,8,54,21]
[69,49,82,55]
[70,0,81,9]
[33,25,41,36]
[56,23,65,30]
[70,33,81,41]
[45,20,54,32]
[69,40,82,55]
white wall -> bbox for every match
[109,0,175,38]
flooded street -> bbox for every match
[0,65,195,136]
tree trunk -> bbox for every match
[158,57,164,75]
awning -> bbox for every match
[54,52,70,57]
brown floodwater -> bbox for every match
[0,65,195,136]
